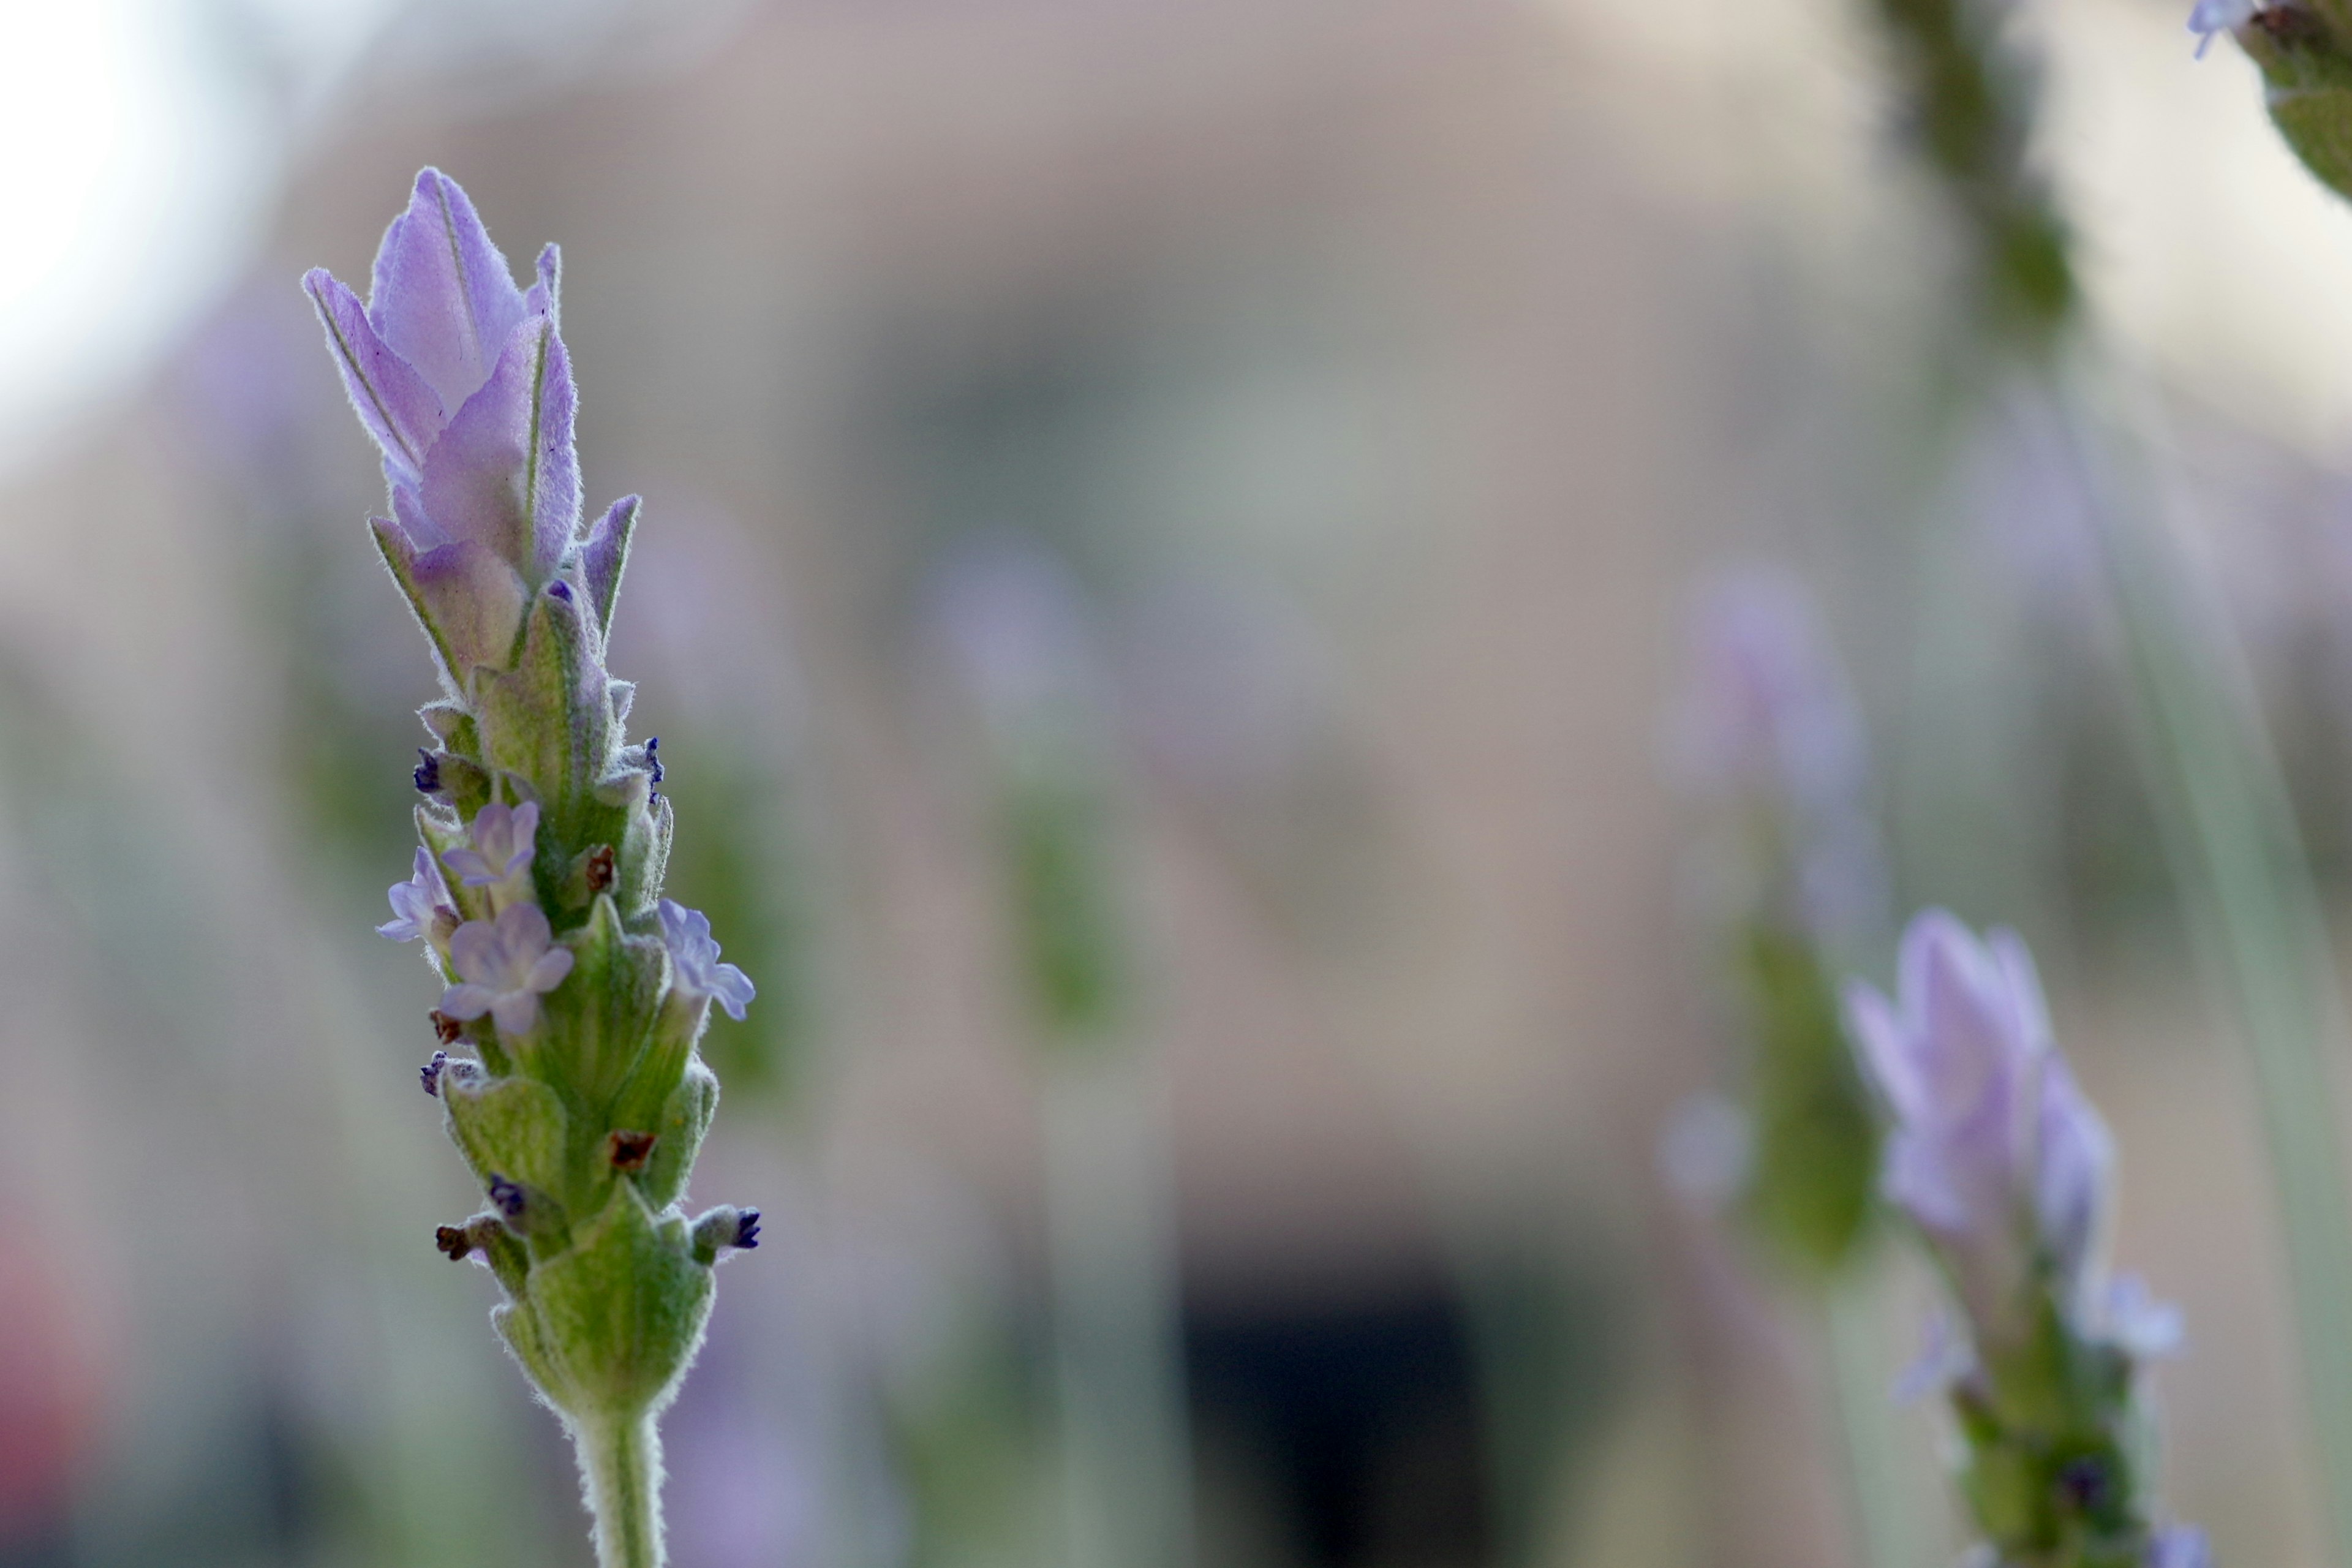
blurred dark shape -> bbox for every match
[1187,1281,1491,1568]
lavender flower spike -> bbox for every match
[307,172,757,1568]
[657,899,756,1022]
[1847,910,2202,1568]
[1842,909,2110,1345]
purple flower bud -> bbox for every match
[1844,910,2114,1346]
[421,1049,448,1097]
[657,899,755,1022]
[306,171,634,676]
[733,1208,761,1250]
[2147,1525,2212,1568]
[488,1174,526,1219]
[645,736,663,785]
[414,748,443,794]
[440,902,575,1035]
[442,801,540,889]
[377,846,454,941]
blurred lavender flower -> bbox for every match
[1846,910,2200,1566]
[1673,565,1886,948]
[378,846,453,941]
[1844,910,2111,1344]
[441,903,575,1036]
[2147,1526,2213,1567]
[658,900,756,1022]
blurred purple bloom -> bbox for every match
[378,846,453,941]
[304,170,593,673]
[2147,1526,2212,1567]
[658,899,756,1022]
[443,801,540,889]
[930,536,1110,735]
[2189,0,2253,55]
[1844,910,2113,1345]
[442,903,574,1036]
[1674,565,1886,943]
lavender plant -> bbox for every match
[1845,911,2206,1568]
[1675,566,1887,1276]
[306,169,758,1568]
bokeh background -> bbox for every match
[7,0,2352,1564]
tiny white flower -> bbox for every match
[441,902,574,1035]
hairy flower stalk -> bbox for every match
[308,169,757,1568]
[1846,912,2205,1568]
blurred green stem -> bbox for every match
[1822,1268,1925,1568]
[581,1414,663,1568]
[1041,1048,1196,1568]
[2058,368,2352,1568]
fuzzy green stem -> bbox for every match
[579,1412,665,1568]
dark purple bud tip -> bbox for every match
[646,736,663,785]
[413,748,442,793]
[734,1208,761,1250]
[488,1175,526,1219]
[421,1049,448,1096]
[434,1224,474,1261]
[547,579,573,602]
[2056,1455,2114,1515]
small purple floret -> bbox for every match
[442,800,540,889]
[657,898,756,1022]
[734,1208,761,1250]
[414,747,442,793]
[421,1049,449,1097]
[547,579,572,601]
[440,900,575,1035]
[646,736,663,784]
[379,846,453,941]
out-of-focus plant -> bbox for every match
[931,536,1194,1568]
[1844,911,2207,1568]
[1672,566,1887,1277]
[305,169,760,1568]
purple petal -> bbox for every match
[1843,982,1920,1121]
[448,919,503,983]
[496,899,552,953]
[410,539,530,674]
[2147,1526,2211,1568]
[417,317,543,572]
[527,948,576,992]
[368,169,528,410]
[303,269,443,483]
[712,962,756,1021]
[2036,1054,2113,1291]
[441,982,497,1020]
[527,324,579,578]
[375,914,421,941]
[491,990,542,1036]
[391,483,447,551]
[581,495,639,640]
[533,243,561,319]
[443,848,495,887]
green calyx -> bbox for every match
[1949,1292,2158,1568]
[413,561,744,1439]
[2239,4,2352,202]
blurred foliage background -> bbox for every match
[10,0,2352,1564]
